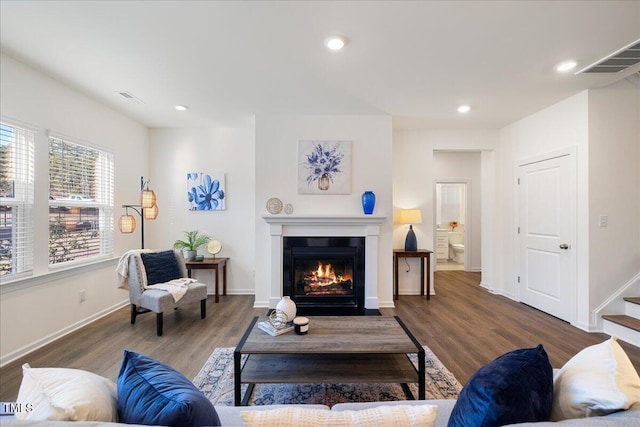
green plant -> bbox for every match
[173,230,210,251]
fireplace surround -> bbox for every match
[262,215,386,312]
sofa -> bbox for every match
[4,336,639,426]
[3,400,640,427]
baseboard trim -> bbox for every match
[1,299,129,368]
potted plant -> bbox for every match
[173,230,210,261]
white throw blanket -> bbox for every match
[115,249,152,289]
[150,278,197,302]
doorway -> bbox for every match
[434,181,469,271]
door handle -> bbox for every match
[559,244,569,250]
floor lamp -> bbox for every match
[118,176,159,249]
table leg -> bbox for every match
[418,349,426,400]
[187,268,192,279]
[420,257,425,296]
[214,267,220,303]
[234,350,242,406]
[394,254,399,300]
[426,254,431,300]
[223,263,227,296]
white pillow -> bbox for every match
[15,363,118,422]
[241,404,438,427]
[551,337,640,420]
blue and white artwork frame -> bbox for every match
[298,140,352,194]
[187,172,226,211]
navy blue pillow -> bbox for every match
[448,344,553,427]
[117,350,220,426]
[141,250,183,285]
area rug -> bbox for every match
[193,347,462,407]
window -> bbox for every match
[48,134,113,265]
[0,120,35,279]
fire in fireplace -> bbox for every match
[283,236,365,315]
[297,261,353,296]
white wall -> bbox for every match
[392,130,499,295]
[147,127,256,295]
[254,114,394,308]
[498,91,589,325]
[0,54,148,365]
[497,82,640,330]
[587,80,640,311]
[433,151,482,271]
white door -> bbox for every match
[518,153,575,322]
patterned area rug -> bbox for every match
[193,346,462,407]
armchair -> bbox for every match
[127,249,207,336]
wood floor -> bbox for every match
[2,271,639,401]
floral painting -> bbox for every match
[298,140,352,194]
[187,173,226,211]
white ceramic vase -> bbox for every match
[276,296,297,322]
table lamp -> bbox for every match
[398,209,422,251]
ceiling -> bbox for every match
[1,1,639,130]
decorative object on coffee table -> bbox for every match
[276,296,297,322]
[362,191,376,215]
[266,197,283,214]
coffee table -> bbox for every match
[234,315,425,406]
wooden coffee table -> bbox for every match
[234,316,425,406]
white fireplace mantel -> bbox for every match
[262,215,387,310]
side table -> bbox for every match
[185,258,229,303]
[393,249,433,300]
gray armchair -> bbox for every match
[127,249,207,336]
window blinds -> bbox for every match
[48,133,113,265]
[0,119,35,280]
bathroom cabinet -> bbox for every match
[435,230,449,261]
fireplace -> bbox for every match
[283,236,365,315]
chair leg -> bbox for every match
[131,304,137,324]
[156,313,163,336]
[201,299,206,319]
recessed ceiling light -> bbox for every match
[555,60,577,72]
[325,36,347,51]
[175,105,189,111]
[457,105,471,113]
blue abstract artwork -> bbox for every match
[187,172,226,211]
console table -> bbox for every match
[393,249,433,300]
[185,258,228,303]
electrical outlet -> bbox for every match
[79,289,86,303]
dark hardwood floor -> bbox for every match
[1,271,639,401]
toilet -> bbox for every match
[448,231,464,263]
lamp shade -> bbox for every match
[143,203,159,220]
[118,214,136,233]
[397,209,422,225]
[140,189,156,209]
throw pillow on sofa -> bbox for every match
[117,350,220,426]
[551,336,640,420]
[241,404,438,427]
[15,363,118,422]
[448,344,553,427]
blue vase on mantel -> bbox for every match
[362,191,376,215]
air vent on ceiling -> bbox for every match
[117,91,145,105]
[577,39,640,74]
